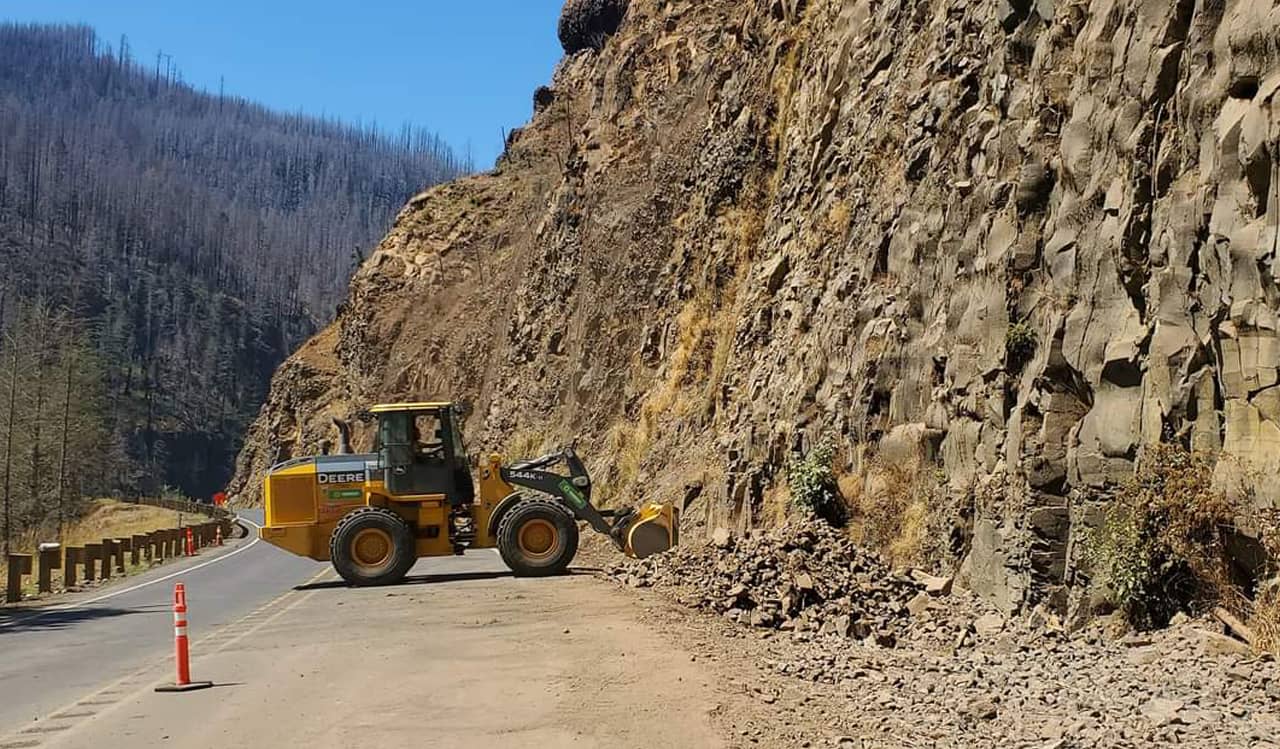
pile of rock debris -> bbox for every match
[606,517,942,646]
[607,523,1279,747]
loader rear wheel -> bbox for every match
[497,498,579,577]
[330,507,416,586]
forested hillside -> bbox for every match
[0,22,468,545]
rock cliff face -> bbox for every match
[230,0,1280,614]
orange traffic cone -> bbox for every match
[155,584,213,692]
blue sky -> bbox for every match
[4,1,567,167]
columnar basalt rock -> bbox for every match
[231,0,1280,617]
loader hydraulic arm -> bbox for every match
[500,447,622,546]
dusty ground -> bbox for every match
[18,544,1279,749]
[34,554,748,749]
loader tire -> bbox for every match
[497,497,579,577]
[330,507,416,587]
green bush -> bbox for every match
[1086,444,1236,628]
[1005,322,1038,365]
[787,440,844,525]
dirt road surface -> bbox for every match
[26,551,734,749]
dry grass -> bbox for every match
[600,202,757,506]
[699,206,757,418]
[760,480,791,528]
[824,200,852,240]
[728,205,765,259]
[839,452,930,568]
[889,496,930,567]
[1087,445,1242,628]
[505,429,553,462]
[61,500,183,547]
[603,299,703,501]
[10,499,182,552]
[767,36,802,197]
[1250,582,1280,655]
[2,499,188,599]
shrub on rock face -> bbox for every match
[787,440,845,526]
[558,0,629,55]
[1086,444,1237,629]
[1005,322,1037,367]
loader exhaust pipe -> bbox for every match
[332,418,352,456]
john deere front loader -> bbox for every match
[258,402,678,586]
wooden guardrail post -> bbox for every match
[115,538,130,572]
[83,543,100,582]
[64,547,82,588]
[170,529,180,558]
[100,539,115,579]
[6,553,32,603]
[130,535,144,567]
[37,546,61,594]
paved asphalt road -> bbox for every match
[0,510,326,731]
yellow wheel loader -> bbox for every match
[259,402,679,586]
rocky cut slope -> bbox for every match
[230,0,1280,615]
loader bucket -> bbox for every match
[624,503,680,559]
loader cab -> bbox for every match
[372,402,475,504]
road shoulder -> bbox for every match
[39,567,739,749]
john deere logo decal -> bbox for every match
[326,489,363,501]
[319,471,366,485]
[559,480,588,509]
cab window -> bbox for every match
[443,410,470,468]
[412,412,444,457]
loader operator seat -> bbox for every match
[410,421,446,462]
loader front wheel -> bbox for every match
[330,507,416,586]
[497,498,579,577]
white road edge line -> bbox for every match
[0,555,327,746]
[0,514,263,627]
